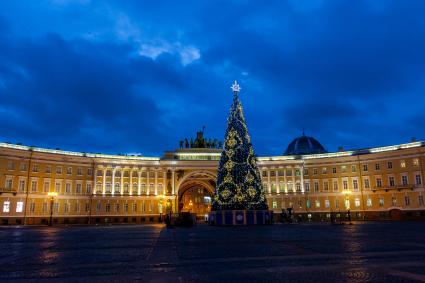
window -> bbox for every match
[32,164,38,172]
[270,171,275,177]
[85,203,90,212]
[141,184,146,194]
[304,169,309,175]
[133,203,137,212]
[96,202,101,212]
[332,167,337,174]
[296,183,301,192]
[5,179,13,189]
[392,197,397,206]
[415,175,422,185]
[304,182,310,192]
[45,165,51,173]
[387,162,393,169]
[343,180,348,190]
[315,200,320,208]
[314,181,319,192]
[363,164,368,172]
[64,203,69,213]
[379,197,384,207]
[366,198,372,207]
[345,199,350,209]
[87,168,93,176]
[376,178,382,188]
[7,161,15,170]
[97,170,103,176]
[405,196,410,206]
[364,178,370,189]
[322,167,327,174]
[149,184,154,194]
[115,183,121,193]
[333,180,338,191]
[43,181,50,193]
[31,180,37,192]
[413,158,419,166]
[124,183,130,194]
[401,175,408,186]
[55,182,61,193]
[106,203,111,212]
[67,167,72,175]
[106,182,111,193]
[86,183,92,194]
[75,202,80,213]
[29,202,35,213]
[19,180,26,192]
[116,203,120,212]
[323,181,329,191]
[375,163,380,170]
[351,165,357,173]
[262,171,267,177]
[306,199,311,209]
[20,163,27,171]
[341,166,347,173]
[389,176,395,187]
[352,179,358,190]
[419,195,424,206]
[335,199,339,208]
[272,201,277,209]
[77,167,82,176]
[42,202,48,213]
[3,201,10,213]
[65,183,72,193]
[56,166,62,174]
[325,199,330,208]
[313,168,318,175]
[133,183,138,194]
[53,202,59,213]
[355,198,360,207]
[76,183,82,194]
[400,160,406,168]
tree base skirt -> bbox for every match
[209,210,273,225]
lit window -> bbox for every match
[392,197,397,206]
[355,198,360,207]
[322,167,327,174]
[345,199,350,209]
[379,197,384,207]
[325,199,330,208]
[315,200,320,208]
[341,166,347,173]
[366,198,372,207]
[400,160,406,168]
[272,201,277,209]
[413,158,419,166]
[3,201,10,213]
[306,199,311,209]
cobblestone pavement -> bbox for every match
[1,222,425,282]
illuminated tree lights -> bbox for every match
[212,82,268,211]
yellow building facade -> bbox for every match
[0,139,424,225]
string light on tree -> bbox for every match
[212,81,268,211]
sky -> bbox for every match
[0,0,424,157]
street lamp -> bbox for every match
[47,192,58,226]
[342,190,352,224]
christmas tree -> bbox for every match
[212,81,268,211]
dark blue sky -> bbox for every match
[1,0,424,156]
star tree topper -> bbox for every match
[231,80,241,93]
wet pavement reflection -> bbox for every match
[0,222,424,282]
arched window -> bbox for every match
[132,171,138,178]
[124,183,129,193]
[96,182,102,193]
[106,170,112,177]
[133,183,138,194]
[141,184,146,194]
[115,182,120,193]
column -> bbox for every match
[163,171,166,195]
[137,170,141,195]
[146,169,150,195]
[275,169,279,194]
[172,169,175,195]
[102,168,106,195]
[111,167,116,196]
[267,169,271,194]
[292,167,296,190]
[120,169,124,195]
[129,169,133,195]
[284,167,288,193]
[154,170,158,195]
[300,165,305,193]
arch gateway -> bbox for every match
[0,136,425,224]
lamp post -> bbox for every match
[47,192,58,226]
[342,190,352,224]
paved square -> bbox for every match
[1,222,425,282]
